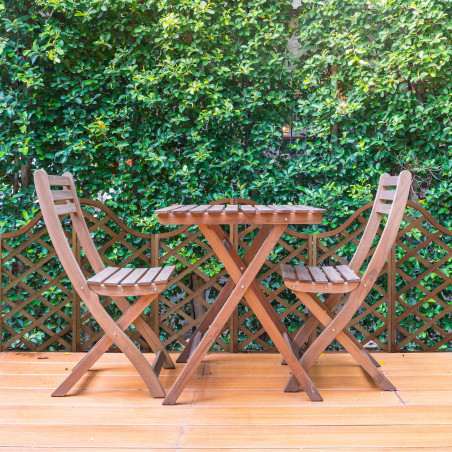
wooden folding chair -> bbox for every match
[281,171,412,395]
[34,169,175,398]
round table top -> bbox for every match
[156,204,325,225]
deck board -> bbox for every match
[0,352,451,450]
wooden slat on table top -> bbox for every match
[224,205,239,214]
[157,204,326,216]
[207,205,225,214]
[189,205,210,214]
[240,205,256,213]
[156,204,326,225]
[268,205,291,213]
[154,205,183,214]
[254,205,274,214]
[172,205,197,215]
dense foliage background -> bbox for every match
[1,0,451,231]
[1,0,451,352]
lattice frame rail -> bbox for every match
[1,199,451,353]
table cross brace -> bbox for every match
[177,225,286,363]
[163,224,322,405]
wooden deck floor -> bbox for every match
[0,351,451,451]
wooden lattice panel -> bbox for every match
[2,199,451,352]
[392,202,452,351]
[1,214,74,351]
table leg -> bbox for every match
[163,224,286,405]
[203,224,321,401]
[212,224,289,337]
[164,224,322,405]
[177,225,279,363]
[176,278,235,363]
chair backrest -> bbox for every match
[349,170,412,287]
[34,170,105,297]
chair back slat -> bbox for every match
[375,204,392,215]
[34,170,89,296]
[51,190,74,201]
[381,175,399,186]
[379,190,395,201]
[349,170,411,283]
[60,172,105,272]
[34,170,106,291]
[48,175,71,186]
[54,203,77,215]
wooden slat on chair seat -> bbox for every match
[51,190,74,201]
[137,268,162,286]
[87,267,120,285]
[103,268,134,286]
[55,204,77,215]
[153,266,175,284]
[322,266,344,284]
[308,266,329,283]
[280,264,296,281]
[295,265,312,283]
[88,266,174,288]
[120,268,148,286]
[282,264,360,286]
[336,265,361,282]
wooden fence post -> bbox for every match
[387,243,397,353]
[72,228,81,352]
[150,234,160,339]
[308,235,317,347]
[229,198,239,353]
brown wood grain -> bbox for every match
[1,352,451,450]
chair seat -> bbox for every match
[280,263,360,294]
[87,266,175,296]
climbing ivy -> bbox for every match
[0,0,451,227]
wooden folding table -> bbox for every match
[156,203,325,405]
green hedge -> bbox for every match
[1,0,451,231]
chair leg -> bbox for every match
[53,294,165,398]
[112,295,175,369]
[285,292,396,393]
[283,294,381,369]
[176,278,234,363]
